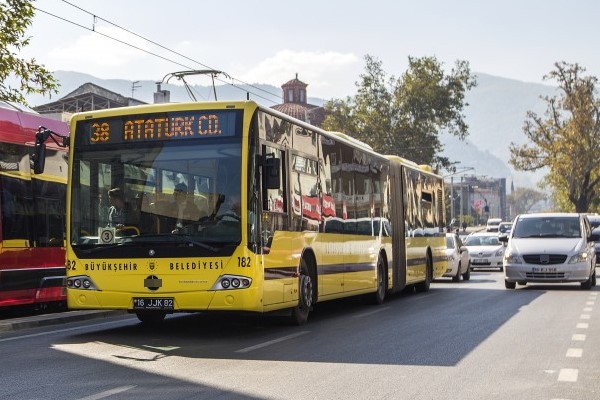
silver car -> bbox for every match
[501,213,597,290]
[463,232,505,271]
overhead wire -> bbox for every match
[34,2,282,104]
[58,0,283,102]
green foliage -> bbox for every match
[322,55,477,170]
[0,0,58,104]
[508,187,547,214]
[509,62,600,212]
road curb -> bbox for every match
[0,310,128,333]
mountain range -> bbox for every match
[26,71,558,188]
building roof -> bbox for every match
[33,82,146,114]
[271,102,325,126]
[270,74,325,126]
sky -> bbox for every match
[21,0,600,100]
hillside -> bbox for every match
[26,71,557,187]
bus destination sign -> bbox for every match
[79,110,240,145]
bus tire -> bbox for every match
[136,311,166,324]
[415,254,432,293]
[290,258,314,326]
[366,254,386,305]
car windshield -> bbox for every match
[513,216,581,238]
[464,235,500,246]
[498,223,512,233]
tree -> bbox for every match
[507,187,547,215]
[0,0,58,104]
[509,62,600,213]
[322,55,477,170]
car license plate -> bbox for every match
[473,258,488,264]
[532,267,557,273]
[133,297,174,310]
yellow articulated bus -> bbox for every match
[36,101,446,324]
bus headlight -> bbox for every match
[211,275,252,290]
[67,275,98,290]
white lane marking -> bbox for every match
[583,307,593,312]
[77,385,136,400]
[566,348,583,358]
[572,334,586,341]
[353,307,390,318]
[580,314,591,320]
[235,331,309,353]
[558,369,578,382]
[0,320,128,343]
[585,301,594,306]
[576,322,589,329]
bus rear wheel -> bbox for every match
[365,255,386,305]
[415,255,432,293]
[135,311,166,324]
[290,259,314,325]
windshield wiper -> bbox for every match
[74,233,219,254]
[168,234,219,253]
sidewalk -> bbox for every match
[0,310,127,333]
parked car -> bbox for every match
[463,232,505,271]
[443,232,471,282]
[501,213,596,290]
[486,218,503,232]
[497,222,513,240]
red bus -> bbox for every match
[0,101,69,311]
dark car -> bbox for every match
[586,214,600,229]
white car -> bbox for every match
[463,232,505,271]
[501,213,597,290]
[486,218,503,232]
[443,233,471,281]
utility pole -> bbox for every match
[131,81,141,98]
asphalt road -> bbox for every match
[1,268,599,400]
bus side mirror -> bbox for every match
[263,155,281,190]
[32,142,47,174]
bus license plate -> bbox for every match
[133,297,174,310]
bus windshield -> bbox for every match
[69,138,242,257]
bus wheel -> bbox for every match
[291,259,314,325]
[136,311,166,324]
[366,255,386,305]
[415,255,432,293]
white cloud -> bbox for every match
[234,50,360,99]
[45,24,155,78]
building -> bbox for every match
[447,175,508,225]
[33,82,148,122]
[270,74,325,126]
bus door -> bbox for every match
[260,145,294,306]
[389,161,407,292]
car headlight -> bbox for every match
[569,251,589,264]
[495,248,505,257]
[504,251,523,264]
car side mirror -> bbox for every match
[498,235,508,243]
